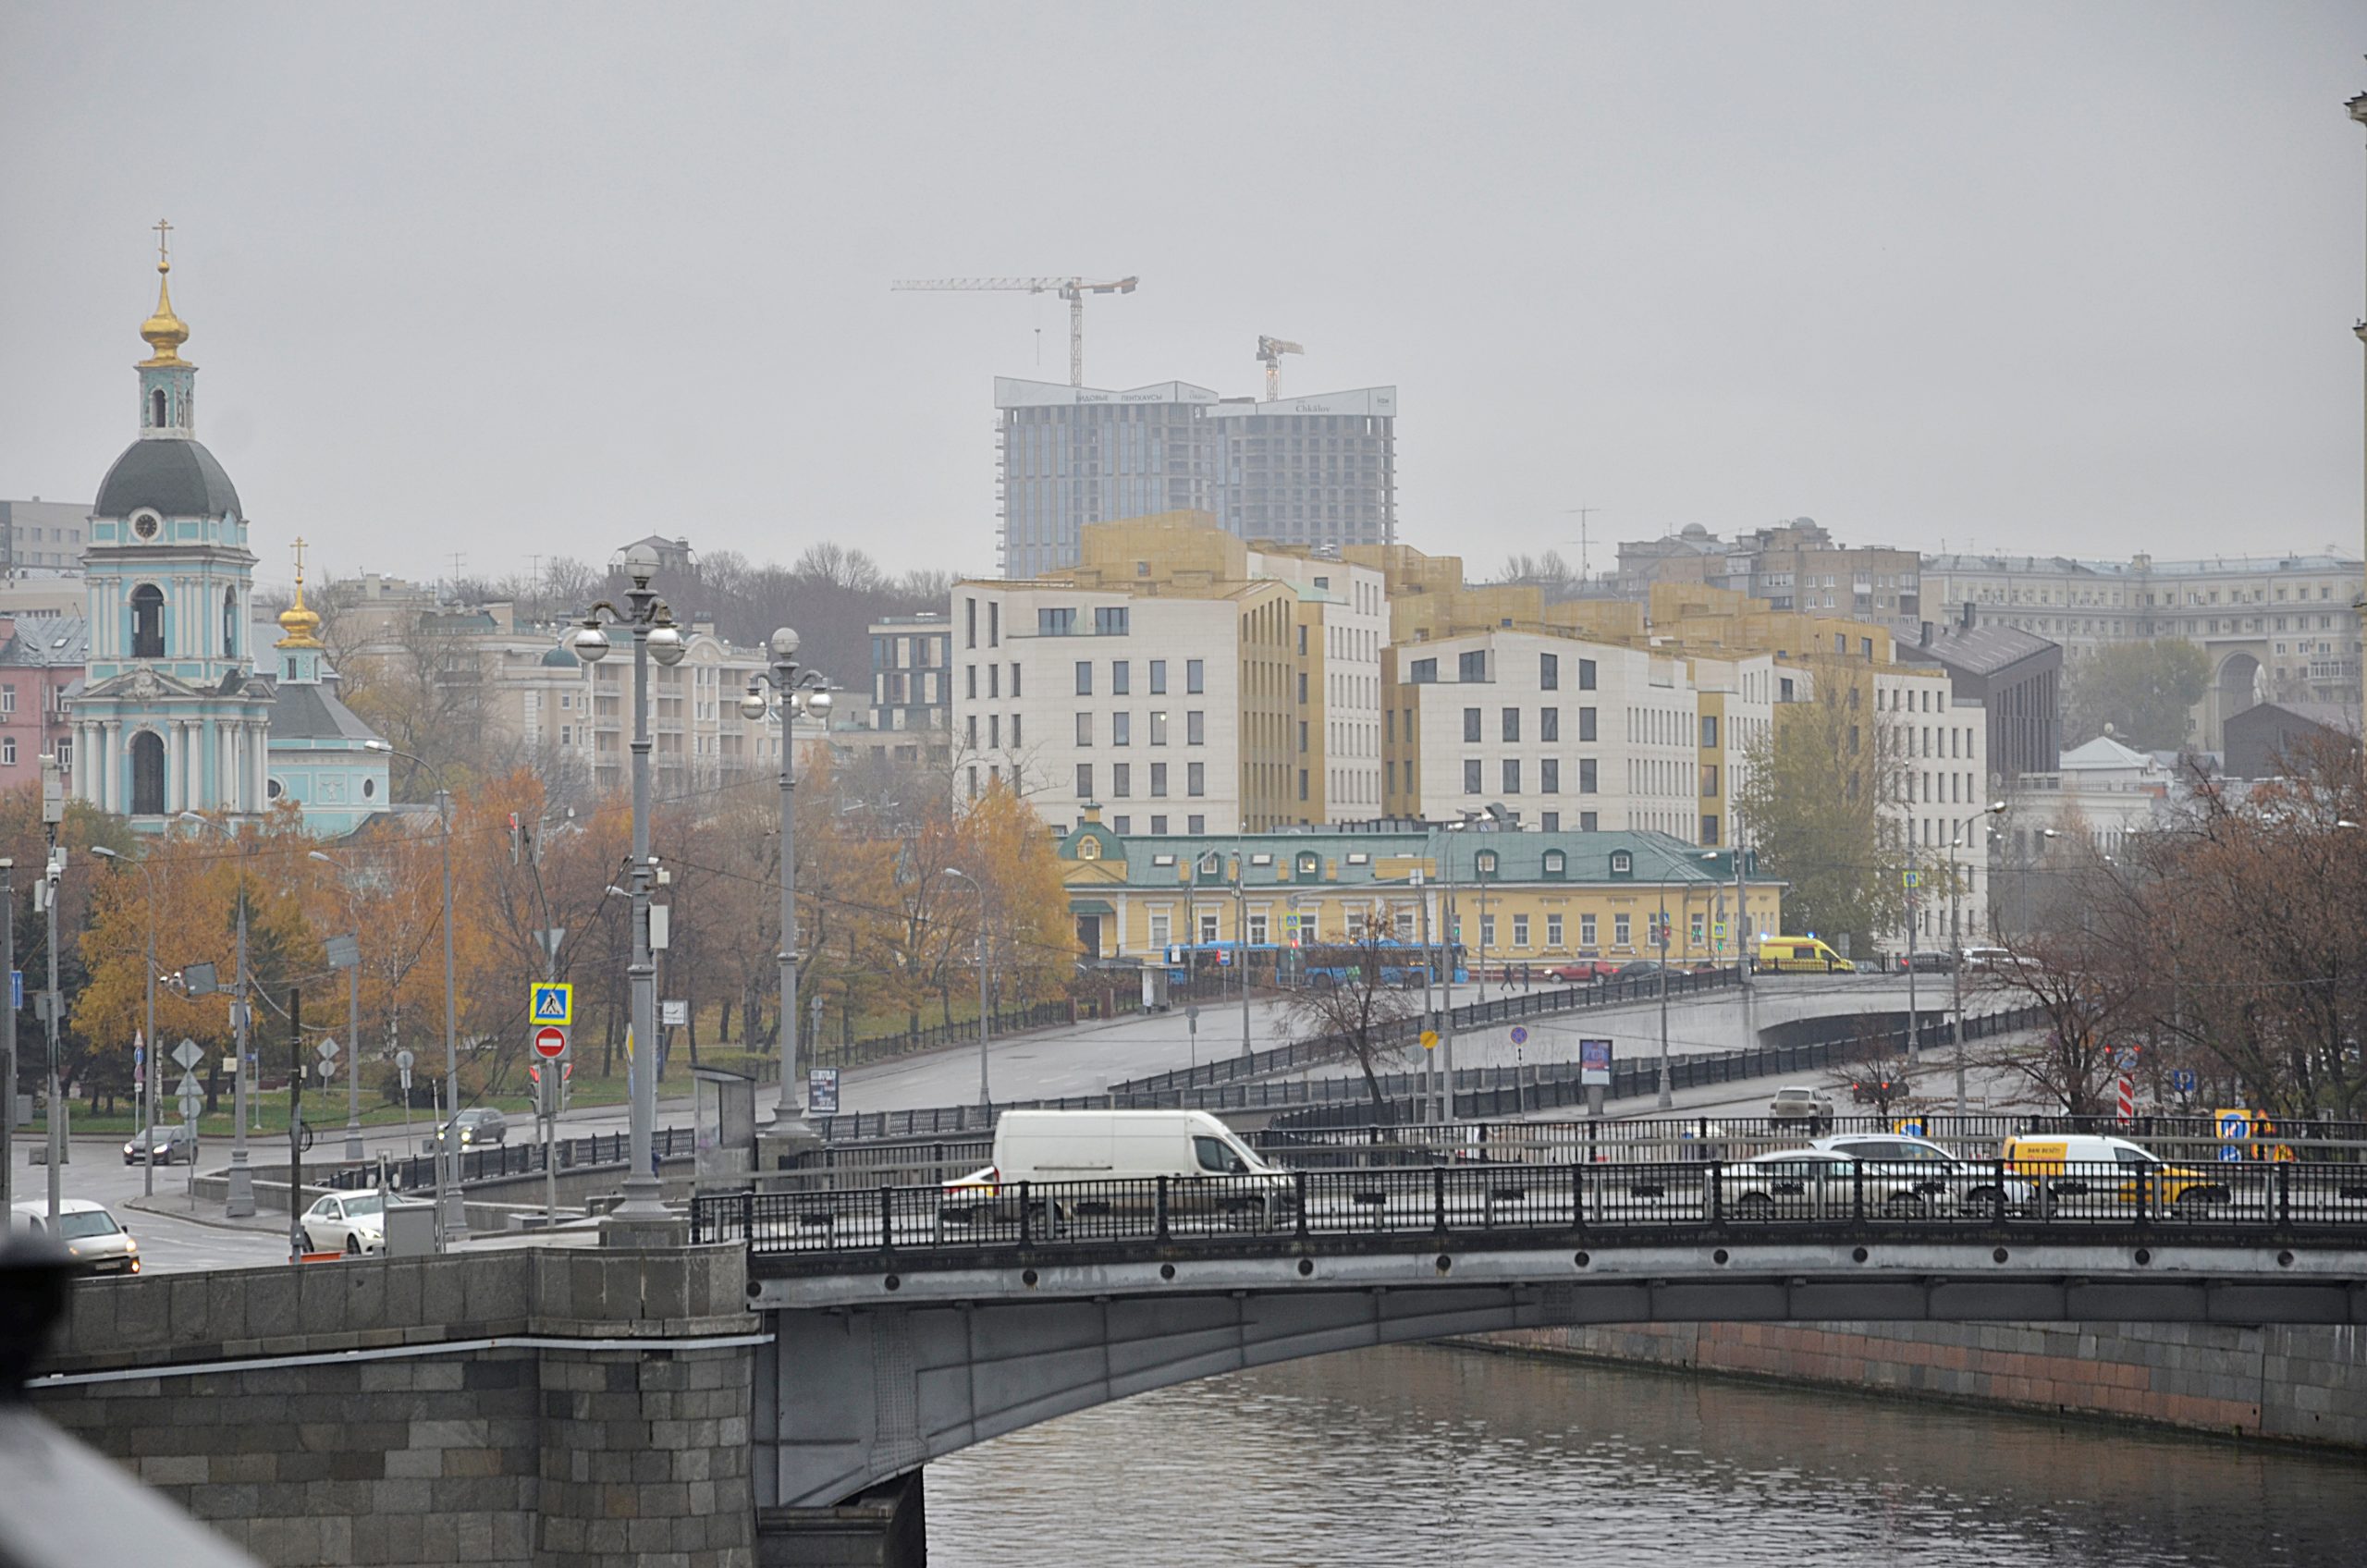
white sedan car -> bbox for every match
[300,1191,405,1255]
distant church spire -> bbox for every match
[138,218,190,369]
[277,536,325,651]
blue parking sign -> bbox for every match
[2169,1069,2197,1095]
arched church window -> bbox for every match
[130,731,166,816]
[130,584,165,659]
[223,590,237,659]
[150,388,166,427]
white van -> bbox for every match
[941,1109,1288,1224]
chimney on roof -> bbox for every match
[1919,620,1932,647]
[1959,599,1976,631]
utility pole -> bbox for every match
[1905,871,1920,1071]
[1234,851,1252,1060]
[43,848,63,1229]
[286,987,305,1263]
[0,858,12,1214]
[1416,867,1436,1121]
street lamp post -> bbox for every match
[1948,801,2009,1115]
[91,847,160,1197]
[360,742,465,1237]
[944,867,993,1109]
[739,629,831,1144]
[177,813,255,1219]
[570,542,687,1234]
[308,851,367,1162]
[1653,849,1722,1111]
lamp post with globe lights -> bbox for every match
[738,628,832,1138]
[568,543,688,1234]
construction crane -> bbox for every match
[891,276,1139,387]
[1257,335,1304,400]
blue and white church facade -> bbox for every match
[74,236,386,833]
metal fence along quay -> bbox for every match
[697,1158,2367,1262]
[321,1125,696,1193]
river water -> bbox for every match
[927,1342,2365,1566]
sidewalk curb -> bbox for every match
[126,1193,288,1236]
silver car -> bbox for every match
[123,1123,199,1165]
[10,1199,141,1276]
[1724,1149,1949,1219]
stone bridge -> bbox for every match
[22,1156,2367,1567]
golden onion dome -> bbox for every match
[276,540,325,649]
[139,260,190,366]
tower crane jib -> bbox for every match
[890,276,1139,387]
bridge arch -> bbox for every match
[754,1240,2361,1508]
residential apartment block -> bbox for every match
[995,378,1397,577]
[0,498,91,574]
[950,512,1384,834]
[0,614,85,791]
[1380,631,1710,840]
[1614,519,1921,641]
[1919,551,2364,748]
[867,612,952,743]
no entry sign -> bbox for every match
[533,1025,568,1060]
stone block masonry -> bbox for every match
[1482,1320,2367,1450]
[31,1246,758,1568]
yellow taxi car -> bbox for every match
[2000,1133,2235,1218]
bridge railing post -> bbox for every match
[1294,1170,1309,1239]
[1710,1160,1723,1226]
[740,1189,754,1248]
[880,1185,896,1254]
[1018,1182,1033,1246]
[2276,1160,2291,1228]
[1852,1160,1865,1225]
[1155,1176,1170,1242]
[1433,1166,1448,1234]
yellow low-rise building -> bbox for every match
[1057,805,1783,973]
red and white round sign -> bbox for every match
[533,1025,568,1060]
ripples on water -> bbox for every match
[926,1343,2366,1566]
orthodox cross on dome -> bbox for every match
[276,536,325,651]
[291,535,307,584]
[153,217,172,265]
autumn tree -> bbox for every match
[2062,639,2210,751]
[1733,654,1909,956]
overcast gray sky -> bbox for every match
[4,2,2363,590]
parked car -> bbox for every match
[1895,950,1954,974]
[9,1198,141,1276]
[1724,1149,1955,1219]
[1766,1086,1835,1125]
[1809,1132,2005,1212]
[299,1190,429,1256]
[1548,960,1619,983]
[1959,946,2016,974]
[1612,960,1666,981]
[940,1109,1287,1225]
[122,1123,199,1166]
[2000,1133,2235,1218]
[423,1107,508,1152]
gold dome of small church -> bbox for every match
[137,219,190,368]
[276,538,325,650]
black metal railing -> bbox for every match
[1263,1004,2042,1132]
[1106,968,1740,1101]
[321,1124,695,1192]
[697,1158,2367,1257]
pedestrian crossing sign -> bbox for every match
[531,983,573,1025]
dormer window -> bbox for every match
[1476,851,1498,879]
[1610,850,1633,877]
[1543,850,1566,880]
[1295,851,1319,877]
